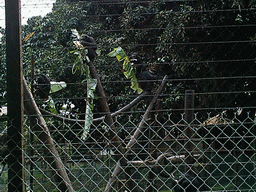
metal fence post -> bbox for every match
[5,0,25,191]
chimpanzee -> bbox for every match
[59,29,72,47]
[173,174,207,192]
[80,34,98,62]
[129,53,156,92]
[34,74,51,100]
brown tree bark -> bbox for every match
[89,62,137,191]
[39,90,149,124]
[104,75,168,192]
[23,76,74,192]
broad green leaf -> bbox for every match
[50,81,67,93]
[108,47,126,59]
[70,29,97,140]
[108,47,143,93]
[82,103,93,140]
[73,41,83,48]
[46,97,58,114]
[87,79,97,91]
[82,78,97,140]
[96,49,101,56]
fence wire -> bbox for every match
[1,0,256,191]
[1,110,256,191]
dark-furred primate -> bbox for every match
[80,34,98,62]
[34,74,51,100]
[129,52,156,92]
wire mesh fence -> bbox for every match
[1,0,256,191]
[1,106,256,191]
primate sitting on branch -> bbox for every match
[34,74,51,100]
[129,53,156,92]
[80,34,98,62]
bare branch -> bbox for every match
[39,90,149,124]
[94,91,149,121]
[23,76,75,192]
[104,75,168,192]
[126,75,168,149]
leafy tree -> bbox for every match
[2,0,256,124]
[0,28,6,106]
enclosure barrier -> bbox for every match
[1,0,256,191]
[1,86,256,191]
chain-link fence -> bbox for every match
[1,0,256,191]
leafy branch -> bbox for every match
[71,29,97,140]
[108,47,143,94]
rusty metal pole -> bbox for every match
[184,90,195,174]
[5,0,25,191]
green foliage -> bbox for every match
[82,78,97,140]
[108,47,143,94]
[71,29,97,140]
[1,0,255,139]
[0,29,6,106]
[70,48,90,75]
[50,81,67,94]
[46,97,58,114]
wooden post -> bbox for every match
[30,55,35,191]
[184,90,195,174]
[184,90,195,124]
[5,0,25,191]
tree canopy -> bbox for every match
[1,0,256,120]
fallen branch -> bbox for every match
[105,152,202,191]
[128,153,202,178]
[23,76,74,192]
[128,153,202,167]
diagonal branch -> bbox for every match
[89,61,137,191]
[126,75,168,149]
[104,75,168,192]
[23,76,75,192]
[94,91,149,121]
